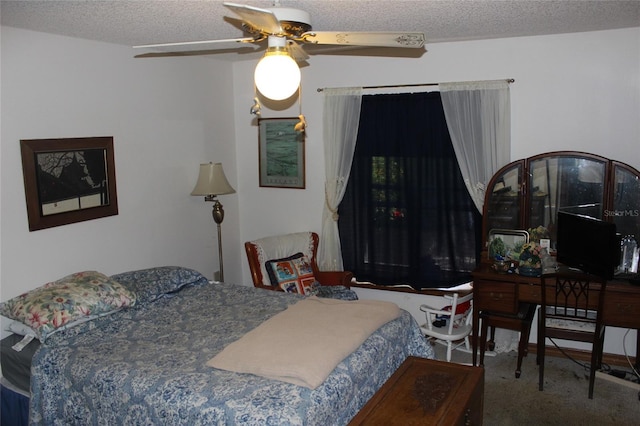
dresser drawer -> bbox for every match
[603,289,640,328]
[474,280,518,314]
[518,283,542,303]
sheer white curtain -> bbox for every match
[440,80,511,213]
[441,80,516,353]
[318,88,363,270]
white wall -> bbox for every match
[231,27,640,355]
[0,27,241,309]
[1,26,638,354]
[233,28,640,282]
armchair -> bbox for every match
[245,232,354,296]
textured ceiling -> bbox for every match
[2,0,639,59]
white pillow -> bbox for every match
[7,320,37,337]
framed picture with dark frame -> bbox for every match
[20,136,118,231]
[258,117,305,189]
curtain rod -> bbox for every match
[316,78,515,92]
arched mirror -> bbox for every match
[528,154,607,247]
[611,163,640,240]
[482,151,640,259]
[484,161,523,234]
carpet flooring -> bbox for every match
[431,342,640,425]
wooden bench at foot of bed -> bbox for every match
[348,356,484,425]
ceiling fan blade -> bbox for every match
[134,45,263,58]
[301,32,425,49]
[133,37,256,50]
[286,40,310,63]
[223,2,282,35]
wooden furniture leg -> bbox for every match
[478,303,536,378]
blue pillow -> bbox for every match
[110,266,209,305]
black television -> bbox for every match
[556,211,620,280]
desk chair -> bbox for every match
[419,292,474,362]
[538,272,607,399]
[479,302,537,378]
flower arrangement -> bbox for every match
[518,242,544,268]
[527,226,549,243]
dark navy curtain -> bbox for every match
[338,91,481,289]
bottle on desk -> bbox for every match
[620,235,638,273]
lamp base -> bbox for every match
[207,198,225,282]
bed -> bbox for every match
[1,334,36,426]
[0,266,434,425]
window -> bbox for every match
[338,92,481,289]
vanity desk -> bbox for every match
[473,151,640,367]
[471,264,640,367]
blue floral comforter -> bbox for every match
[30,279,434,425]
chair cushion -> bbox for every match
[265,253,319,295]
[251,232,315,286]
[545,317,596,333]
[442,301,471,315]
[544,306,597,332]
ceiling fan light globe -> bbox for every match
[254,52,300,101]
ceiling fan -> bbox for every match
[134,2,426,100]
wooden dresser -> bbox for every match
[349,356,484,425]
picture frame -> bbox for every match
[487,229,529,260]
[258,117,305,189]
[20,136,118,231]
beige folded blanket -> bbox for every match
[207,296,400,389]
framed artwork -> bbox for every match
[20,136,118,231]
[258,117,305,189]
[487,229,529,260]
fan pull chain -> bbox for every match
[250,82,261,116]
[294,84,306,133]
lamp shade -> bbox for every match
[191,162,235,196]
[254,50,300,101]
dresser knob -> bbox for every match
[464,408,472,425]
